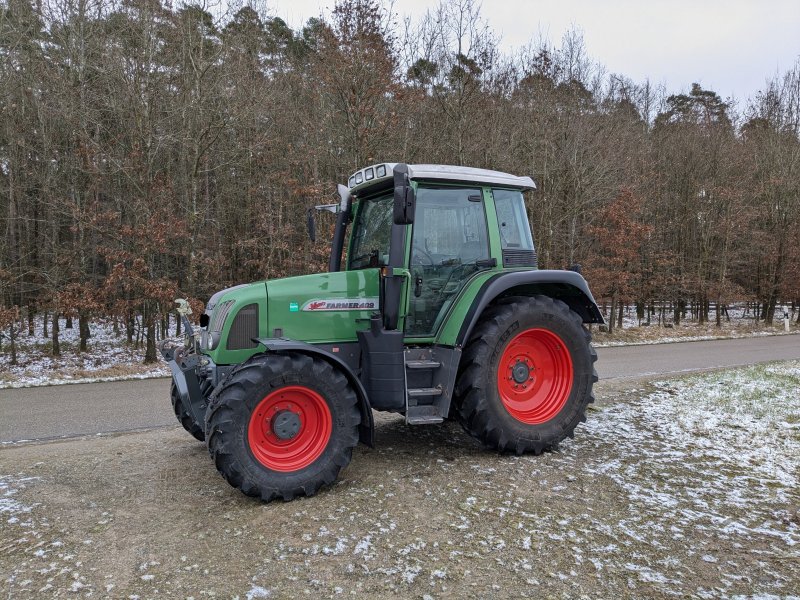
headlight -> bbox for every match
[206,332,221,350]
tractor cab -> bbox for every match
[325,163,539,338]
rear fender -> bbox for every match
[253,338,374,447]
[456,270,604,347]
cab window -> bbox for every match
[348,195,393,270]
[493,189,534,251]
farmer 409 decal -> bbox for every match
[301,298,379,312]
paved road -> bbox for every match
[597,335,799,380]
[1,335,797,443]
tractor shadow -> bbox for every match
[367,413,487,461]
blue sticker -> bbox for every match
[289,302,299,312]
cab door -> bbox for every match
[405,186,492,337]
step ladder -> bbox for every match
[404,355,446,424]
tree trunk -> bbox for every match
[52,312,61,357]
[43,311,49,338]
[66,315,73,329]
[176,314,181,336]
[126,313,134,344]
[78,312,90,352]
[27,305,35,336]
[9,321,17,366]
[617,301,624,329]
[715,299,722,328]
[765,292,778,325]
[608,293,616,335]
[144,312,157,364]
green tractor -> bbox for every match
[162,163,603,501]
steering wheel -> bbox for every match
[412,247,435,266]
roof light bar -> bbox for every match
[347,163,395,189]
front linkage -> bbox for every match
[159,307,216,438]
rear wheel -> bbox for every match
[170,382,205,442]
[205,352,360,501]
[454,296,597,454]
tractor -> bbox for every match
[161,163,603,501]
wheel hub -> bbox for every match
[511,361,531,384]
[271,410,302,440]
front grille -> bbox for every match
[502,249,538,268]
[227,303,259,350]
[211,300,234,332]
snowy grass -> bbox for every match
[593,304,796,347]
[0,474,39,526]
[569,361,800,595]
[0,307,795,388]
[0,317,170,389]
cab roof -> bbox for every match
[347,163,536,195]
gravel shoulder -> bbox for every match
[1,368,798,599]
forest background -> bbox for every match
[1,0,799,363]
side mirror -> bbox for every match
[393,164,415,224]
[306,208,316,242]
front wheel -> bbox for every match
[205,352,360,502]
[454,296,597,454]
[171,381,205,442]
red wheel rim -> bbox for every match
[496,328,574,424]
[247,386,332,472]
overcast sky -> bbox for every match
[266,0,800,103]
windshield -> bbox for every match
[348,194,393,270]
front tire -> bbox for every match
[170,382,205,442]
[454,296,597,454]
[205,352,360,501]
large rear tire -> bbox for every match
[205,352,360,502]
[454,296,597,454]
[170,381,205,442]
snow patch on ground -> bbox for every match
[246,585,272,598]
[0,474,95,593]
[0,475,40,523]
[594,329,797,348]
